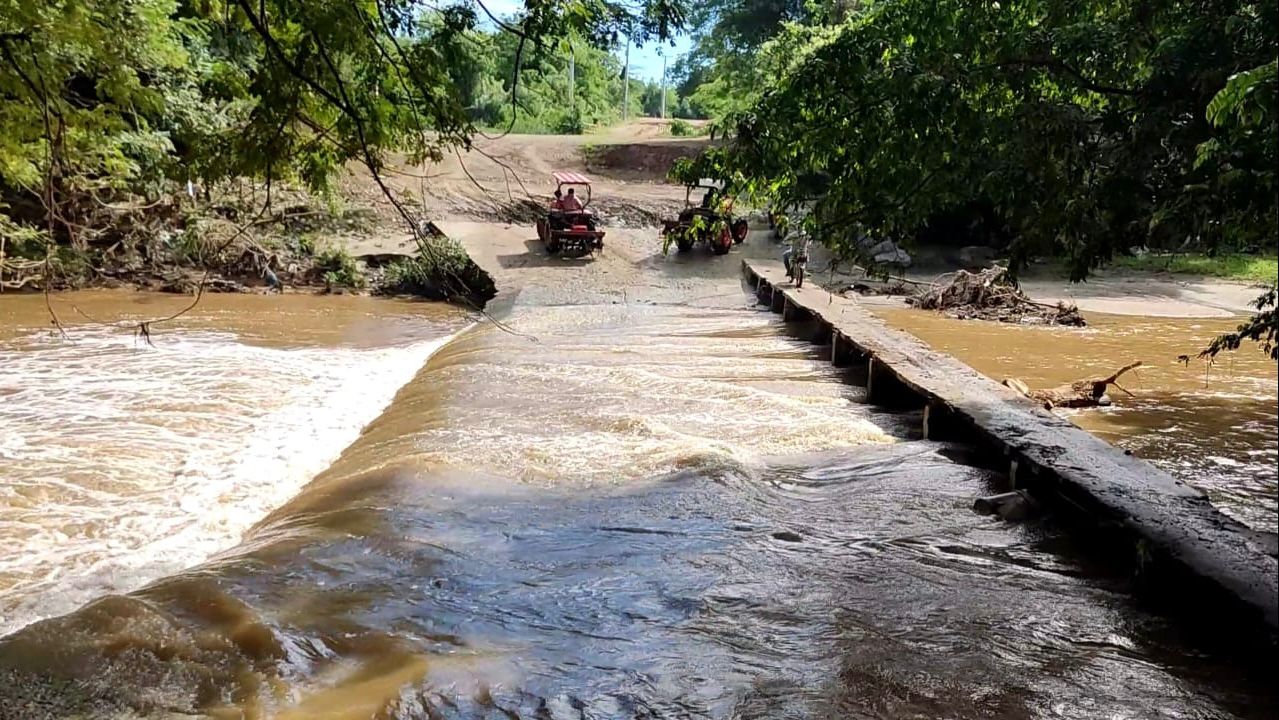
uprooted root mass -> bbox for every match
[909,267,1085,326]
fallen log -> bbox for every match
[1003,361,1143,410]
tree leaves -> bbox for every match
[683,0,1276,357]
[1206,59,1277,128]
[1,0,683,246]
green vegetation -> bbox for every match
[0,0,682,291]
[378,235,496,303]
[315,247,364,290]
[675,0,1278,359]
[468,33,636,134]
[669,118,703,137]
[1107,254,1279,285]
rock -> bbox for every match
[874,248,912,267]
[973,490,1040,521]
[1002,378,1033,398]
[205,278,249,293]
[858,238,912,267]
[357,252,413,268]
[866,239,898,257]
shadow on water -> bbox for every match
[493,239,600,270]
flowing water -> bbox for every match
[874,308,1279,531]
[0,292,469,634]
[0,285,1274,719]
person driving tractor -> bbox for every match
[562,187,584,212]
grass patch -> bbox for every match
[1107,253,1278,284]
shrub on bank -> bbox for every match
[315,247,366,289]
[670,119,701,137]
[377,236,497,307]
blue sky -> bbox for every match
[473,0,692,82]
[624,34,692,83]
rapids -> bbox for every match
[0,281,1274,719]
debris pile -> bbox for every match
[908,266,1085,326]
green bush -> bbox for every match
[378,236,496,303]
[315,247,365,289]
[0,214,47,259]
[292,233,317,256]
[553,109,587,135]
[669,118,698,137]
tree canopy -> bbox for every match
[0,0,684,248]
[676,0,1277,358]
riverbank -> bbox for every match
[798,240,1273,319]
[0,195,498,315]
[2,121,701,306]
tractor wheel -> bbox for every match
[536,218,548,243]
[711,227,733,255]
[731,219,749,244]
[547,238,561,255]
[676,237,694,253]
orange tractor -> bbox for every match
[536,171,605,257]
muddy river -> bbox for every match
[0,281,1275,718]
[875,308,1279,531]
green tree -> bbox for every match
[0,0,197,243]
[683,0,1276,357]
[1196,60,1279,360]
[639,80,676,117]
[1,0,685,260]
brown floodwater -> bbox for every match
[0,291,469,634]
[0,283,1274,718]
[874,307,1279,531]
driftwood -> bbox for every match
[1003,361,1143,410]
[908,266,1086,326]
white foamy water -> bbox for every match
[0,327,453,635]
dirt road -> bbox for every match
[340,119,704,258]
[340,119,1264,319]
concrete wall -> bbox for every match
[745,259,1279,638]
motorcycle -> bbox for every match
[786,232,811,288]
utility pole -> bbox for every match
[567,42,576,110]
[659,52,667,119]
[621,39,630,121]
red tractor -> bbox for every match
[536,171,605,258]
[661,179,749,255]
